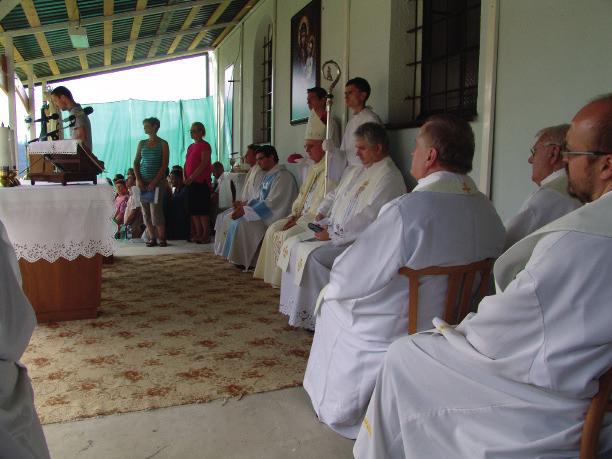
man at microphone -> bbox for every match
[49,85,93,150]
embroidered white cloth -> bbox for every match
[0,183,116,262]
[27,139,79,155]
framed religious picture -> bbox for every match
[290,0,321,125]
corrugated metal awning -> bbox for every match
[0,0,259,85]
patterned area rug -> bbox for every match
[22,253,313,425]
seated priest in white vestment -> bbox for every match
[322,77,383,183]
[254,113,334,287]
[354,95,612,459]
[303,114,506,439]
[504,123,581,248]
[277,122,406,330]
[219,145,298,268]
[214,144,265,255]
[0,219,50,459]
[293,87,341,185]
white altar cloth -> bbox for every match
[218,172,246,208]
[0,182,116,262]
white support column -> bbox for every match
[27,65,35,141]
[4,35,18,168]
[478,0,500,198]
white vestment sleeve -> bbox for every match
[504,206,537,248]
[316,188,337,217]
[325,204,409,301]
[0,220,36,362]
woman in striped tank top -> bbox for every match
[134,117,170,247]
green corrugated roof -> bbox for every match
[1,0,257,85]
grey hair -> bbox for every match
[354,122,389,154]
[535,124,570,145]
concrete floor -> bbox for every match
[114,239,214,257]
[43,387,354,459]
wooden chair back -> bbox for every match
[580,367,612,459]
[398,258,495,334]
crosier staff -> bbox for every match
[321,60,341,196]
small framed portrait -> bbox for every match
[290,0,321,125]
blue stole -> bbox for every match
[221,170,279,258]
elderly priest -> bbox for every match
[277,122,406,330]
[254,112,334,287]
[354,95,612,458]
[304,113,506,439]
[0,219,50,458]
[219,145,297,268]
[213,144,265,255]
[504,123,581,248]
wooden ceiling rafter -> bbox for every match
[211,0,256,48]
[0,24,26,69]
[64,0,89,71]
[103,0,113,66]
[187,0,230,51]
[0,0,20,23]
[167,4,201,55]
[0,1,261,84]
[147,0,178,58]
[20,0,60,75]
[4,0,224,38]
[22,21,234,67]
[126,0,148,63]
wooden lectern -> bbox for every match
[27,139,104,185]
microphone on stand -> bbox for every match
[25,113,60,124]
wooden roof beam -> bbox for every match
[0,0,20,22]
[20,0,60,75]
[103,0,113,66]
[22,21,234,66]
[126,0,147,63]
[64,0,88,70]
[187,0,231,51]
[0,24,27,72]
[167,4,202,55]
[147,0,177,58]
[4,0,223,38]
[212,0,257,48]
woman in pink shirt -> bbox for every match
[184,122,213,243]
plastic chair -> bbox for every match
[580,367,612,459]
[398,258,495,334]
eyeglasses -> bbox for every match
[529,143,559,157]
[561,150,611,157]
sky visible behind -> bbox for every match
[1,55,207,133]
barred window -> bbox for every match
[405,0,481,124]
[260,24,273,143]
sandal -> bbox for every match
[159,240,168,247]
[146,240,157,247]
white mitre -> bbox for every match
[305,109,326,140]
